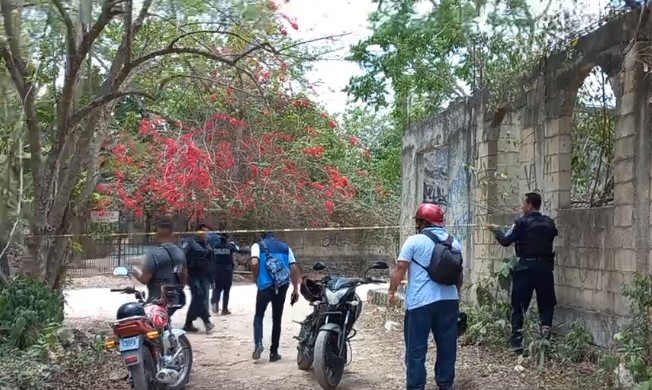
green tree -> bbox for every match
[346,0,584,191]
[0,0,328,288]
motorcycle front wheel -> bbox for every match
[165,334,193,390]
[313,330,346,390]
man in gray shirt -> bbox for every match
[133,219,188,308]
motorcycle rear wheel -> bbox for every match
[129,347,157,390]
[313,330,346,390]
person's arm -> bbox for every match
[388,237,415,301]
[134,252,155,284]
[250,243,260,282]
[492,219,521,247]
[288,248,301,290]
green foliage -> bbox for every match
[464,255,516,346]
[570,68,615,207]
[346,0,585,194]
[610,273,652,384]
[0,276,65,350]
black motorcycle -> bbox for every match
[295,260,388,390]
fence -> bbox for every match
[64,227,404,277]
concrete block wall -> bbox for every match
[401,10,652,345]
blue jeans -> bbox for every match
[253,285,288,354]
[404,299,459,390]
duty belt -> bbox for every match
[522,257,548,262]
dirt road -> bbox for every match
[65,281,600,390]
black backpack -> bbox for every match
[412,231,463,286]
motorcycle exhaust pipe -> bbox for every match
[156,368,180,385]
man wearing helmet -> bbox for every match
[388,202,463,390]
[486,192,558,355]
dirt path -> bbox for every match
[65,283,601,390]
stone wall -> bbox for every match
[232,229,399,276]
[401,10,652,345]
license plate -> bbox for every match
[119,336,140,352]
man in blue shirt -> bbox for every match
[250,232,301,362]
[388,202,462,390]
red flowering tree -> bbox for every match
[98,1,392,229]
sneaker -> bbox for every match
[222,309,232,315]
[183,324,200,333]
[211,303,219,313]
[204,321,215,334]
[252,344,264,360]
[269,352,282,362]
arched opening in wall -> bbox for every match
[570,66,615,208]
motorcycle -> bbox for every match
[295,260,389,390]
[104,266,193,390]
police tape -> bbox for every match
[24,224,485,239]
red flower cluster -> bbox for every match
[111,103,365,225]
[303,146,325,158]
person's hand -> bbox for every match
[388,291,397,306]
[290,289,299,306]
[485,224,499,232]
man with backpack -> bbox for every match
[388,202,463,390]
[250,231,301,362]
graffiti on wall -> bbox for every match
[422,149,449,210]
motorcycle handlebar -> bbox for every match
[110,287,137,294]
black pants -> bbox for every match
[185,274,211,326]
[253,285,288,354]
[511,261,557,348]
[211,265,234,310]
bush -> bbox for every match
[0,275,65,349]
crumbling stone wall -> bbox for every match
[401,10,652,345]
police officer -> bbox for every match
[208,232,238,315]
[181,223,215,333]
[486,192,558,354]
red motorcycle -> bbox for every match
[104,267,193,390]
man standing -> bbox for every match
[208,232,238,315]
[132,219,187,318]
[181,223,215,333]
[388,203,462,390]
[250,232,301,362]
[487,192,558,354]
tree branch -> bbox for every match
[0,0,42,194]
[52,0,75,57]
[116,46,267,95]
[158,74,263,100]
[70,90,155,127]
[56,0,121,139]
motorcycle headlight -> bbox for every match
[325,289,348,306]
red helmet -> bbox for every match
[415,203,444,225]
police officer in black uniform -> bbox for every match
[181,223,215,333]
[208,232,238,315]
[487,192,558,354]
